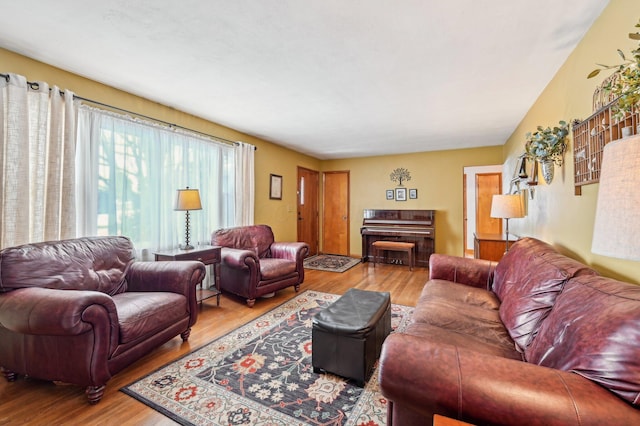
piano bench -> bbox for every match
[371,241,415,271]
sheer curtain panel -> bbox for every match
[76,105,238,258]
[0,73,77,248]
[235,141,255,226]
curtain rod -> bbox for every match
[0,72,256,149]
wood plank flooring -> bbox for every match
[0,262,428,425]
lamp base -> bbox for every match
[179,244,195,250]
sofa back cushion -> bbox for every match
[211,225,274,258]
[525,275,640,406]
[0,236,133,295]
[493,238,596,351]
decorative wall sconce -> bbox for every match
[524,120,569,185]
[510,154,537,199]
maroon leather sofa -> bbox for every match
[211,224,309,307]
[379,237,640,425]
[0,236,206,403]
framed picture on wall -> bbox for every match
[270,174,282,200]
[386,189,394,200]
[409,188,418,199]
[395,187,407,201]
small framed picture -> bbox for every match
[386,189,394,200]
[409,188,418,199]
[395,187,407,201]
[269,174,282,200]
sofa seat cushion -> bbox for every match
[259,258,297,280]
[113,292,187,344]
[492,238,597,352]
[425,279,501,310]
[525,275,640,405]
[403,322,522,360]
[412,281,516,354]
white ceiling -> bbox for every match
[1,0,608,159]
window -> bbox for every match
[78,105,237,256]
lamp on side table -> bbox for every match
[490,194,525,253]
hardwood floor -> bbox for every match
[0,262,428,425]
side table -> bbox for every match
[473,232,518,261]
[154,245,222,307]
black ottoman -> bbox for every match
[312,288,391,386]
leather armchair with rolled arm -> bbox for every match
[0,236,206,404]
[211,225,309,307]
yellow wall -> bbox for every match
[6,0,640,284]
[0,48,320,242]
[322,146,503,257]
[503,0,640,283]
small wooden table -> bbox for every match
[371,240,415,271]
[154,245,222,306]
[473,232,518,262]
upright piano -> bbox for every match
[360,209,435,267]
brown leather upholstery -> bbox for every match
[379,237,640,425]
[211,225,309,307]
[0,236,206,404]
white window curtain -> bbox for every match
[0,73,77,248]
[76,105,237,258]
[234,141,255,226]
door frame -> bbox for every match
[297,166,319,256]
[463,165,503,254]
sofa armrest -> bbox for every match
[270,242,309,261]
[428,253,495,289]
[379,334,640,426]
[0,287,117,336]
[126,260,206,294]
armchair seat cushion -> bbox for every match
[113,292,187,344]
[260,258,297,280]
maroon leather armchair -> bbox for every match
[0,236,206,404]
[211,225,309,307]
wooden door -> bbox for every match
[297,167,319,256]
[476,173,502,234]
[322,171,349,255]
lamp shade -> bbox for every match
[592,135,640,260]
[174,188,202,211]
[490,194,525,219]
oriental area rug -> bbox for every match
[303,255,361,273]
[122,290,413,426]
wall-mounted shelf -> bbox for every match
[572,100,639,195]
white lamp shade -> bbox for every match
[592,135,640,260]
[490,194,525,219]
[174,188,202,211]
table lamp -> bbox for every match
[174,187,202,250]
[592,135,640,260]
[490,194,525,252]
